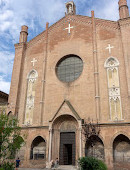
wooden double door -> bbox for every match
[59,132,75,165]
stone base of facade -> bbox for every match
[114,162,130,170]
[20,160,46,169]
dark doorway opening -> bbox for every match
[64,144,72,165]
[59,132,75,165]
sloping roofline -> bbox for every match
[50,99,81,122]
[0,91,9,100]
[25,14,118,46]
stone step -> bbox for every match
[56,165,77,170]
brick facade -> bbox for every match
[8,0,130,169]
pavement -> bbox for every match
[18,166,77,170]
[18,165,78,170]
[19,169,47,170]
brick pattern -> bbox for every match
[8,1,130,169]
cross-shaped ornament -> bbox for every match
[64,22,74,34]
[106,44,114,54]
[31,58,37,67]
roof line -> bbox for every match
[50,99,81,122]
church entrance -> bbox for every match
[59,132,75,165]
[51,114,78,165]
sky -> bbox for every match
[0,0,130,94]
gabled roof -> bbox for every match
[0,91,8,100]
[26,14,118,47]
[50,99,81,122]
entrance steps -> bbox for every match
[57,165,77,170]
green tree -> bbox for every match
[0,111,24,169]
[78,157,107,170]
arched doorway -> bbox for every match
[52,115,78,165]
[85,135,105,160]
[30,136,46,160]
[113,134,130,163]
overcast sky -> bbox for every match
[0,0,130,94]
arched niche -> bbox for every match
[30,136,46,160]
[85,135,105,160]
[113,134,130,163]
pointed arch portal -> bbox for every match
[52,114,78,166]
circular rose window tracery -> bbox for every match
[56,54,83,82]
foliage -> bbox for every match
[82,120,100,147]
[98,160,107,170]
[0,111,24,169]
[1,162,15,170]
[78,157,107,170]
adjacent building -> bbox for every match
[0,91,8,113]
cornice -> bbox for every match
[14,42,27,49]
[24,15,120,49]
[21,125,49,129]
[19,122,130,130]
[26,30,46,49]
[95,18,119,30]
[48,15,119,36]
[118,17,130,27]
[0,91,8,100]
[99,122,130,127]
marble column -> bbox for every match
[48,125,52,162]
[78,120,82,158]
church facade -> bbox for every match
[8,0,130,169]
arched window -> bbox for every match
[104,57,122,121]
[30,136,46,160]
[85,135,105,160]
[24,70,38,125]
[113,134,130,163]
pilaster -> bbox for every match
[91,11,101,121]
[8,43,27,115]
[119,18,130,96]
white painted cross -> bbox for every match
[31,58,37,67]
[64,22,74,34]
[106,44,114,54]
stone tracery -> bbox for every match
[105,57,122,121]
[24,70,38,125]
